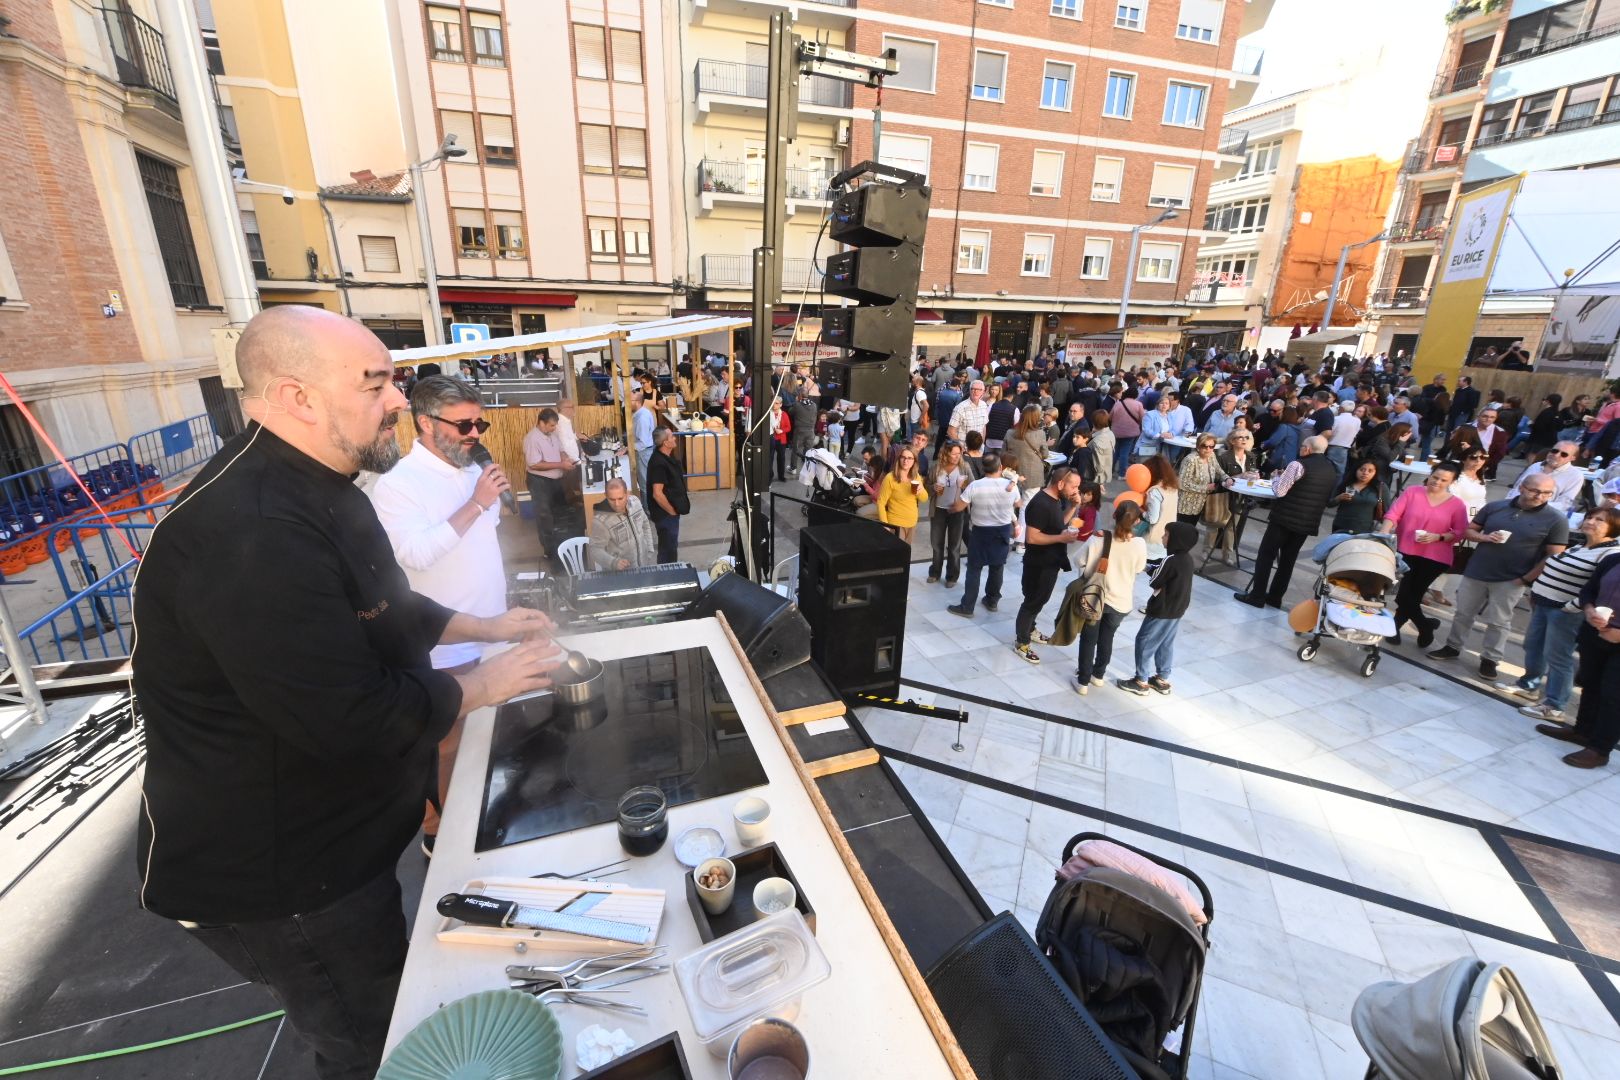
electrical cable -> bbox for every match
[0,1010,285,1075]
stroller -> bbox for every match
[797,447,862,518]
[1296,533,1399,678]
[1035,833,1214,1080]
[1352,958,1563,1079]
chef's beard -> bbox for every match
[333,413,403,473]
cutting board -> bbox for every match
[436,876,667,953]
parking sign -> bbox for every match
[449,322,493,361]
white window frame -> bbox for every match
[0,225,24,306]
[958,228,991,274]
[1091,155,1124,202]
[1080,237,1112,280]
[1051,0,1083,19]
[1163,80,1210,129]
[1116,2,1146,31]
[962,141,1000,191]
[1040,60,1075,112]
[878,132,932,181]
[1021,233,1054,277]
[1030,148,1065,197]
[1102,69,1136,119]
[1136,240,1181,283]
[881,34,938,95]
[1147,161,1195,208]
[971,48,1009,102]
[1175,0,1222,43]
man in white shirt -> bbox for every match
[369,376,512,851]
[1327,400,1362,483]
[948,453,1023,618]
[523,408,579,562]
[947,380,990,442]
[1508,441,1586,513]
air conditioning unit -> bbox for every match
[835,121,851,147]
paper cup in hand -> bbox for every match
[1596,606,1615,625]
[1494,529,1513,543]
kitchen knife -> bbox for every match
[437,892,653,945]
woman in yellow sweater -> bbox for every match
[877,445,929,541]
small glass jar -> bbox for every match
[617,785,669,856]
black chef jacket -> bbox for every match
[132,423,463,923]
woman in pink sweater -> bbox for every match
[1378,462,1472,648]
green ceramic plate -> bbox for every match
[378,989,562,1080]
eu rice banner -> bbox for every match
[1411,175,1522,385]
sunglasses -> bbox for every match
[1549,450,1574,457]
[430,416,492,436]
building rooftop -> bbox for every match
[320,169,412,202]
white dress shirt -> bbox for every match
[1507,461,1585,513]
[369,441,505,669]
[1330,412,1361,448]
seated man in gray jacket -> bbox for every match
[591,478,658,570]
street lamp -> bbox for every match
[1117,207,1180,331]
[407,134,468,345]
[1322,231,1387,331]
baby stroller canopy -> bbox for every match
[1351,958,1562,1080]
[1321,536,1399,601]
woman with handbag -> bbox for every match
[1109,389,1145,477]
[1176,435,1223,554]
[1205,430,1255,563]
[926,441,972,586]
[1377,462,1471,648]
[1072,501,1147,694]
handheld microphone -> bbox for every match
[467,443,517,513]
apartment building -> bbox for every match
[1364,0,1620,362]
[0,0,235,460]
[386,0,679,347]
[844,0,1270,361]
[205,0,432,348]
[1183,70,1416,354]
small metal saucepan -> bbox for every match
[551,656,605,705]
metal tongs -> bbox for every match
[508,946,667,1015]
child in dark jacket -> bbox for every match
[1119,521,1198,696]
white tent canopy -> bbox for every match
[1487,170,1620,297]
[387,313,750,366]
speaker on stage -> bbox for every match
[683,570,811,680]
[797,522,910,696]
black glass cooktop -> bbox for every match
[475,647,768,852]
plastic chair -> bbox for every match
[556,536,591,576]
[769,554,799,600]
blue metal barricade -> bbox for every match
[126,413,222,485]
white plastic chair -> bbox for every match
[769,554,799,600]
[556,536,591,576]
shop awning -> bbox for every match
[915,309,945,323]
[437,288,578,307]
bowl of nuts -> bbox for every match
[693,857,736,916]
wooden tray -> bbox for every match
[684,842,816,943]
[435,876,665,954]
[575,1032,694,1080]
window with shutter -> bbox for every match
[481,113,515,166]
[610,29,643,83]
[883,36,936,93]
[1081,238,1111,279]
[1021,234,1053,276]
[1176,0,1222,42]
[962,143,998,190]
[617,128,648,177]
[1041,61,1073,110]
[359,235,400,273]
[440,110,478,163]
[1148,163,1194,207]
[455,209,489,259]
[972,50,1006,101]
[957,229,990,273]
[1559,79,1607,125]
[573,24,607,79]
[492,212,524,260]
[622,219,651,264]
[1137,241,1179,282]
[427,6,463,61]
[469,11,504,66]
[1030,150,1064,196]
[581,124,614,173]
[588,216,619,262]
[1091,156,1123,201]
[878,133,930,179]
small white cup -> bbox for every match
[1494,529,1513,543]
[694,857,736,916]
[752,876,797,915]
[1595,605,1614,625]
[733,796,771,848]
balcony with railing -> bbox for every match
[1402,142,1465,173]
[694,59,852,113]
[1431,60,1487,97]
[1184,274,1250,304]
[1473,104,1620,149]
[696,161,836,217]
[699,254,825,292]
[1369,286,1430,309]
[1498,19,1620,65]
[1386,217,1448,244]
[99,6,180,118]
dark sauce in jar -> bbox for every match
[617,785,669,856]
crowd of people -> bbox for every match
[780,343,1620,771]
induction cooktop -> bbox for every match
[475,646,768,852]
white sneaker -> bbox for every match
[1030,629,1052,645]
[1495,680,1540,698]
[1073,678,1089,696]
[1091,676,1105,687]
[1518,703,1565,722]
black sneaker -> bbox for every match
[1427,646,1460,661]
[1147,676,1172,695]
[926,574,940,584]
[1479,658,1499,680]
[1232,592,1265,608]
[984,600,999,613]
[1116,678,1151,696]
[947,604,974,618]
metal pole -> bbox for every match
[1323,241,1352,331]
[154,0,258,326]
[0,588,46,731]
[1118,225,1143,331]
[411,162,446,346]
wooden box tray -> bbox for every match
[684,842,816,943]
[575,1032,694,1080]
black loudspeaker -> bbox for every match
[817,358,910,409]
[797,522,910,696]
[682,571,811,680]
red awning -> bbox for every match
[437,288,577,307]
[915,309,945,323]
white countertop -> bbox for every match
[384,617,955,1078]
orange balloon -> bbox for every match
[1288,599,1320,634]
[1113,490,1143,509]
[1126,463,1152,493]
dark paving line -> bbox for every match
[880,744,1620,983]
[898,676,1620,869]
[1481,827,1620,1030]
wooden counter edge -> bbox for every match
[712,612,979,1080]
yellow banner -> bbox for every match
[1411,174,1522,385]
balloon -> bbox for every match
[1126,463,1152,493]
[1288,599,1320,634]
[1113,490,1143,509]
